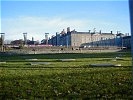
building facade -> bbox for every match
[123,36,131,49]
[81,32,115,47]
[48,28,117,47]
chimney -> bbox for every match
[89,30,91,33]
[67,27,70,33]
[61,29,65,34]
[32,37,34,41]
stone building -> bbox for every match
[48,28,117,47]
[78,32,115,47]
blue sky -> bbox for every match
[1,0,130,41]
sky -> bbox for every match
[1,0,131,41]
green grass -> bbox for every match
[0,52,132,99]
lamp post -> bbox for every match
[0,33,5,52]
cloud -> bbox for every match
[1,16,89,41]
[1,16,130,41]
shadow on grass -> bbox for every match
[0,67,132,99]
[97,59,131,61]
[0,52,132,61]
[0,65,131,69]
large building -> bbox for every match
[48,27,118,47]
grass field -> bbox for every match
[0,52,132,99]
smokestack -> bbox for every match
[32,37,34,41]
[89,30,91,33]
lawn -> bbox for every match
[0,52,132,99]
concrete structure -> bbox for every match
[48,28,116,47]
[80,32,115,47]
[45,33,49,45]
[0,33,5,52]
[23,33,27,45]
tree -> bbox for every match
[11,39,24,45]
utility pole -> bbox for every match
[129,0,133,82]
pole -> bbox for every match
[129,0,133,98]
